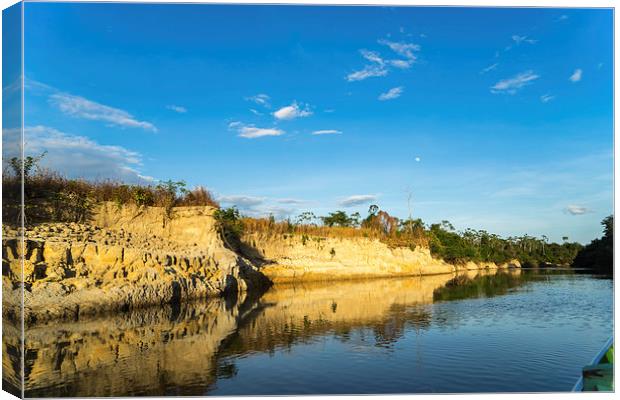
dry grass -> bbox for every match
[2,169,219,226]
[242,217,429,249]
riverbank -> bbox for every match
[3,203,519,323]
[2,203,270,323]
[242,232,520,283]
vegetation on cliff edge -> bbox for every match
[2,162,589,268]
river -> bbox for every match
[3,269,612,396]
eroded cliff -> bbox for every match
[241,232,520,283]
[2,203,269,323]
[2,203,520,323]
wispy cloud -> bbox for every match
[360,49,385,65]
[50,93,157,132]
[490,70,539,94]
[480,63,499,74]
[346,39,419,82]
[378,39,420,61]
[346,64,388,82]
[565,205,589,215]
[4,125,151,183]
[215,195,298,219]
[228,121,284,139]
[312,129,342,135]
[512,35,538,45]
[218,195,265,208]
[273,102,313,120]
[557,15,569,21]
[378,86,404,101]
[569,68,583,82]
[277,198,307,205]
[249,108,263,116]
[339,194,378,207]
[540,94,555,103]
[388,59,413,69]
[246,94,271,108]
[166,105,187,113]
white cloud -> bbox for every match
[166,105,187,113]
[378,39,420,61]
[378,86,404,101]
[246,94,270,108]
[339,194,378,207]
[218,195,265,208]
[347,39,419,82]
[50,93,157,132]
[215,196,297,219]
[228,121,284,139]
[415,156,421,162]
[540,94,555,103]
[312,129,342,135]
[277,198,306,205]
[3,125,151,183]
[565,205,589,215]
[491,70,539,94]
[569,68,582,82]
[360,49,385,65]
[238,126,284,139]
[273,102,313,120]
[558,15,569,21]
[249,108,263,116]
[512,35,527,45]
[346,64,388,82]
[257,206,296,220]
[480,63,499,74]
[388,59,413,69]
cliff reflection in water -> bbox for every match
[5,269,527,397]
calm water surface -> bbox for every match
[4,269,613,396]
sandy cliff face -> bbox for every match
[2,203,520,323]
[242,232,520,283]
[2,203,269,323]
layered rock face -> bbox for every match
[242,232,521,283]
[2,203,269,323]
[2,203,520,323]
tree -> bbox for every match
[321,211,353,227]
[572,215,613,276]
[350,212,361,227]
[296,211,317,226]
[9,151,47,179]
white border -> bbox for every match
[0,1,616,400]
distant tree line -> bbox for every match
[4,157,607,272]
[241,204,585,267]
[572,215,613,276]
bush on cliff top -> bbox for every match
[2,167,219,226]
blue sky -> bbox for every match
[6,4,614,243]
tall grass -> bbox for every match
[2,169,219,226]
[241,217,429,249]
